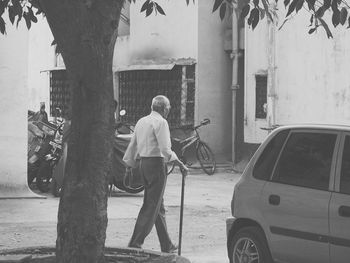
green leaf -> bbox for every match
[286,0,298,16]
[241,4,250,19]
[23,12,31,29]
[0,16,6,34]
[8,6,16,24]
[251,7,260,29]
[259,7,266,19]
[284,0,291,7]
[319,17,333,38]
[141,0,150,13]
[28,7,38,23]
[309,14,314,26]
[145,3,153,17]
[155,3,165,15]
[219,2,226,20]
[340,7,348,25]
[315,6,325,17]
[12,0,21,13]
[305,0,315,10]
[331,0,338,12]
[323,0,331,10]
[261,0,273,21]
[308,27,317,34]
[295,0,304,13]
[213,0,224,12]
[332,9,340,27]
[16,11,22,28]
[253,0,260,7]
[0,1,6,16]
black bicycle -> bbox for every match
[167,118,216,175]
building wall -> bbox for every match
[0,16,30,192]
[197,1,233,161]
[128,0,198,61]
[113,1,234,161]
[245,8,350,143]
[27,17,55,113]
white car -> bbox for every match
[226,125,350,263]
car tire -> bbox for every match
[229,226,273,263]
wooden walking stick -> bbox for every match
[178,168,187,256]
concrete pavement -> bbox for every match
[0,171,241,263]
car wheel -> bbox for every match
[230,226,272,263]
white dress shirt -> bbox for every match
[123,111,178,168]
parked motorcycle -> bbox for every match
[28,116,64,193]
[50,110,142,198]
[112,109,143,194]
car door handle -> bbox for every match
[339,206,350,217]
[269,195,280,206]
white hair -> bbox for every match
[151,95,170,113]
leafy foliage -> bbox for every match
[0,0,349,37]
[128,0,350,38]
[0,0,42,34]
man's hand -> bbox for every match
[175,160,188,176]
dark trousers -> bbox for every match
[128,157,174,252]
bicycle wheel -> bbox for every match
[196,141,216,175]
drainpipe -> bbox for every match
[230,9,240,164]
[267,4,277,128]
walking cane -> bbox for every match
[178,167,187,256]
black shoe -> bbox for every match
[165,244,178,253]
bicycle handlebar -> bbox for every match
[193,118,210,130]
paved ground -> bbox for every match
[0,170,241,263]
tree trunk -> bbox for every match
[39,1,124,262]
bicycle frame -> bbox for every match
[176,129,200,158]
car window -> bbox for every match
[253,129,290,181]
[340,135,350,195]
[273,132,337,191]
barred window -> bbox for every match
[49,70,71,118]
[118,65,195,128]
[255,74,267,119]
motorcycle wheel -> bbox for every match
[37,161,53,193]
[113,178,144,194]
[51,177,61,197]
[27,162,38,185]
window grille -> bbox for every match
[118,65,195,128]
[255,74,267,119]
[49,70,71,118]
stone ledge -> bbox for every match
[0,246,191,263]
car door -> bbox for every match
[329,132,350,263]
[261,129,340,263]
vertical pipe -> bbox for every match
[231,9,240,164]
[267,4,277,128]
[180,66,187,126]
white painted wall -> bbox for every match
[27,17,55,113]
[128,0,197,62]
[245,7,350,143]
[0,16,34,197]
[244,20,270,143]
[197,1,233,160]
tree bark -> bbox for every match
[39,1,124,262]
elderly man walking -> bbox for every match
[123,95,188,253]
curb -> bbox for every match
[0,246,191,263]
